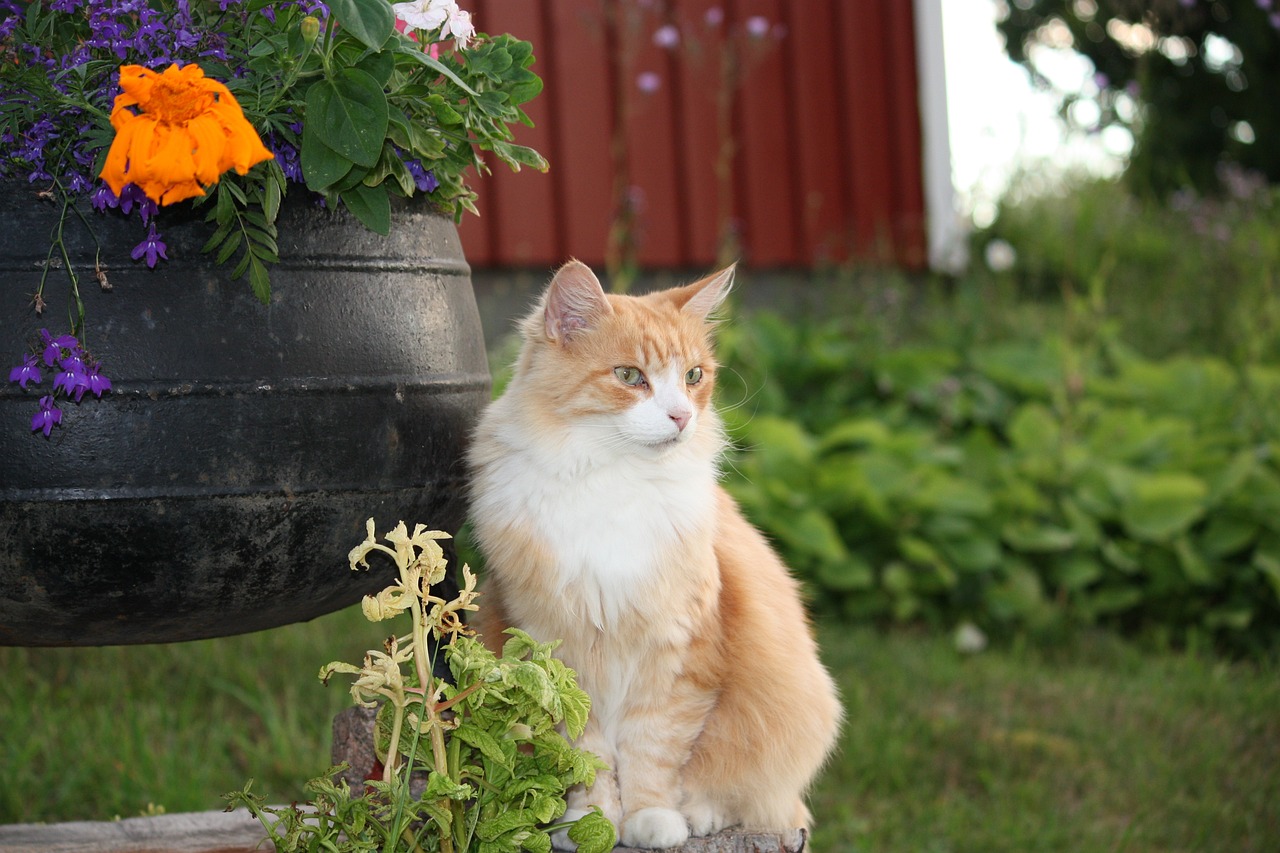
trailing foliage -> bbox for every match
[717,309,1280,656]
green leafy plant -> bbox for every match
[717,306,1280,656]
[226,519,615,853]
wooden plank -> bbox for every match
[839,0,895,259]
[623,4,686,268]
[473,0,561,267]
[732,0,798,266]
[783,0,850,265]
[545,0,616,268]
[0,809,269,853]
[886,0,928,268]
[671,0,730,268]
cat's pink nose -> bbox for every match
[670,410,691,432]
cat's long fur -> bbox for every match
[467,260,842,850]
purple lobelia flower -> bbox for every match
[404,157,440,193]
[85,361,113,398]
[32,396,63,437]
[40,329,80,366]
[8,354,42,389]
[131,222,168,268]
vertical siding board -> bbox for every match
[784,0,850,265]
[671,0,729,267]
[475,0,559,266]
[732,0,797,266]
[541,0,616,267]
[624,8,686,268]
[459,0,932,272]
[886,0,928,268]
[839,0,895,258]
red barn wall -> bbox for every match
[457,0,927,271]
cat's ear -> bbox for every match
[676,264,735,321]
[543,259,611,343]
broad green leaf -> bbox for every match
[560,684,590,740]
[937,533,1003,573]
[1100,537,1142,574]
[326,0,395,50]
[987,564,1045,621]
[1088,585,1143,614]
[1199,515,1258,558]
[1120,472,1207,542]
[1008,402,1060,455]
[300,112,354,191]
[568,809,617,853]
[1173,535,1215,586]
[1002,521,1077,553]
[340,182,391,235]
[356,49,395,86]
[1207,448,1258,504]
[454,723,514,771]
[780,508,848,564]
[819,418,891,452]
[816,554,875,592]
[311,70,388,168]
[1055,555,1103,590]
[917,475,993,517]
[476,808,536,842]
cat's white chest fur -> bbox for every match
[476,408,718,628]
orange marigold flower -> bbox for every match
[100,63,274,206]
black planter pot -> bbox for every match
[0,181,489,646]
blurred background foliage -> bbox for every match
[996,0,1280,196]
[717,172,1280,658]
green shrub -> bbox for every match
[717,310,1280,656]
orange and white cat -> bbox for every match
[467,260,842,850]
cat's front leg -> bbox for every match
[614,686,715,849]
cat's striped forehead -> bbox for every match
[604,295,713,368]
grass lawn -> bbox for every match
[2,607,1276,852]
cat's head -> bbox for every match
[509,259,734,458]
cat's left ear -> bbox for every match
[676,264,735,321]
[543,259,612,344]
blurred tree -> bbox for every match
[996,0,1280,196]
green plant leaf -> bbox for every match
[310,70,389,168]
[326,0,395,50]
[300,112,355,191]
[567,808,616,853]
[340,183,391,235]
[1120,472,1207,542]
[816,554,875,592]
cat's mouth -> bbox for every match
[646,432,687,451]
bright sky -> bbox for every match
[939,0,1133,226]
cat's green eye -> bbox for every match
[614,366,645,386]
[685,366,704,385]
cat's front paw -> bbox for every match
[621,807,689,849]
[682,797,729,837]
